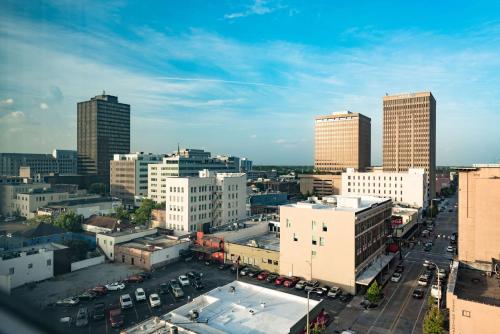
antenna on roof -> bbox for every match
[177,143,180,155]
[102,90,106,96]
[385,93,388,96]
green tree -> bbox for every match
[132,199,156,225]
[114,205,130,221]
[310,322,326,334]
[89,183,107,196]
[423,306,445,334]
[366,280,382,303]
[53,211,83,232]
[26,215,53,225]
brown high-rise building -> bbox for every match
[383,92,436,201]
[77,94,130,185]
[314,111,371,173]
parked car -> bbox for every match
[78,291,97,301]
[137,272,152,280]
[218,263,231,270]
[257,271,270,280]
[186,271,203,280]
[56,297,79,307]
[92,302,105,321]
[283,276,300,288]
[4,216,16,222]
[90,285,108,296]
[240,266,255,276]
[274,275,288,286]
[431,284,442,299]
[360,299,378,309]
[75,307,88,327]
[412,288,425,299]
[391,272,402,283]
[304,280,320,292]
[437,268,448,279]
[159,283,169,295]
[230,265,246,273]
[149,293,161,308]
[446,245,455,252]
[124,275,144,283]
[191,279,204,290]
[120,294,133,309]
[178,275,190,286]
[109,308,124,328]
[339,293,353,303]
[169,279,184,298]
[418,275,429,287]
[315,285,330,296]
[327,286,342,298]
[295,280,307,290]
[248,268,260,278]
[266,273,279,283]
[105,282,126,291]
[135,288,146,302]
[395,264,404,273]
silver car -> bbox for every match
[75,307,88,327]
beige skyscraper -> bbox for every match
[314,111,371,172]
[383,92,436,201]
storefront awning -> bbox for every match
[356,253,396,286]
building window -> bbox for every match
[286,219,291,228]
[28,263,33,269]
[273,260,278,265]
[312,220,317,229]
[312,250,316,256]
[312,236,317,245]
[9,268,14,274]
[293,233,298,242]
[320,237,325,246]
[322,223,327,232]
[268,259,272,264]
[47,259,52,266]
[462,310,471,317]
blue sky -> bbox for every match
[1,0,500,165]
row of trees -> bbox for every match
[27,211,83,232]
[113,199,163,225]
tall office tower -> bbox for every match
[314,111,371,173]
[77,93,130,185]
[383,92,436,201]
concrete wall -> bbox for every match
[0,249,54,289]
[458,167,500,264]
[70,255,105,272]
[96,228,157,260]
[447,292,500,334]
[212,222,270,243]
[225,242,279,272]
[149,242,190,268]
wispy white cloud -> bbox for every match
[224,0,285,20]
[39,102,49,110]
[1,98,14,105]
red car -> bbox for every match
[257,271,269,280]
[124,275,144,283]
[109,308,124,328]
[90,285,108,296]
[275,275,287,286]
[283,276,300,288]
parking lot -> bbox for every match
[13,258,356,333]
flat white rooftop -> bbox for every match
[287,195,391,213]
[162,280,320,334]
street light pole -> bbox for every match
[306,288,318,334]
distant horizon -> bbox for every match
[1,1,500,165]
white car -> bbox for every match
[106,282,126,291]
[56,296,79,306]
[447,245,455,252]
[149,293,161,308]
[418,275,429,287]
[391,272,402,283]
[135,288,146,302]
[120,294,133,309]
[178,275,190,286]
[431,284,442,299]
[327,286,342,298]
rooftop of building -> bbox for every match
[451,263,500,307]
[83,215,124,230]
[163,280,320,334]
[0,242,68,260]
[344,167,425,175]
[285,195,391,213]
[41,196,117,207]
[382,91,433,100]
[17,188,62,195]
[230,232,280,251]
[315,111,368,120]
[117,234,189,252]
[99,227,157,238]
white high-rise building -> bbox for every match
[158,170,247,235]
[341,168,428,209]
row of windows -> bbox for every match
[8,259,52,274]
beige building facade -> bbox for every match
[314,111,371,173]
[342,167,428,208]
[457,165,500,265]
[110,152,163,207]
[383,92,436,201]
[280,195,392,294]
[298,173,342,197]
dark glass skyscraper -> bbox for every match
[77,93,130,185]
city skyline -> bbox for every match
[1,1,500,165]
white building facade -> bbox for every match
[155,170,247,235]
[342,168,428,209]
